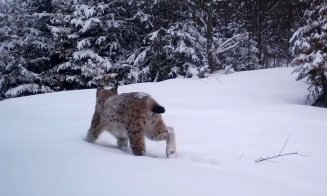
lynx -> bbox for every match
[86,86,176,158]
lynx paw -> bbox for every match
[166,150,177,158]
[118,145,129,152]
[85,133,96,143]
[133,150,145,156]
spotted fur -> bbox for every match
[86,87,176,158]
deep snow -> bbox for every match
[1,67,327,196]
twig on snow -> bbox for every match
[255,135,305,163]
[278,134,290,155]
[255,152,300,163]
[239,153,245,160]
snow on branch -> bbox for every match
[213,34,244,56]
[133,48,150,67]
[77,38,92,50]
[131,10,153,28]
[5,84,52,98]
[80,18,101,33]
[73,4,96,18]
[73,49,102,61]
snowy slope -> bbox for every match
[1,67,327,196]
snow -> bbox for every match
[75,4,96,18]
[301,41,310,49]
[313,51,323,67]
[80,18,101,33]
[95,36,106,45]
[149,29,159,41]
[133,48,149,66]
[73,49,102,61]
[290,26,305,43]
[4,84,52,98]
[106,19,121,28]
[77,38,91,50]
[322,23,327,31]
[48,25,61,37]
[0,77,4,88]
[214,33,242,55]
[1,68,327,196]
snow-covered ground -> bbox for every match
[1,67,327,196]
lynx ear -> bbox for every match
[96,87,103,98]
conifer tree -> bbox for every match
[291,0,327,106]
[0,0,52,98]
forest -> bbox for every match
[0,0,326,106]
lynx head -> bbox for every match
[96,85,118,105]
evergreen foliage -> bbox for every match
[0,0,53,99]
[0,0,320,107]
[291,0,327,106]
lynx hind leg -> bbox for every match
[166,126,177,158]
[86,111,103,142]
[86,124,104,143]
[86,126,103,143]
[146,125,177,158]
[117,137,129,152]
[127,126,146,156]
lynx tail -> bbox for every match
[152,104,165,113]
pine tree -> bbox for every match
[54,0,139,89]
[0,0,313,100]
[0,0,53,99]
[0,0,9,100]
[291,0,327,106]
[123,0,208,82]
[43,0,75,90]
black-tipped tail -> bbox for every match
[152,105,165,113]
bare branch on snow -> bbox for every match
[255,135,306,163]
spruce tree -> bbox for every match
[0,0,53,98]
[291,0,327,106]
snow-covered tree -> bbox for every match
[203,1,259,72]
[41,0,75,90]
[291,0,327,106]
[51,0,139,89]
[47,0,74,64]
[0,0,314,100]
[121,0,208,82]
[0,0,9,99]
[124,22,207,82]
[217,31,259,72]
[0,0,53,99]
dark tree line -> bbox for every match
[1,0,324,106]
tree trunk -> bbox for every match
[207,0,215,73]
[321,71,327,106]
